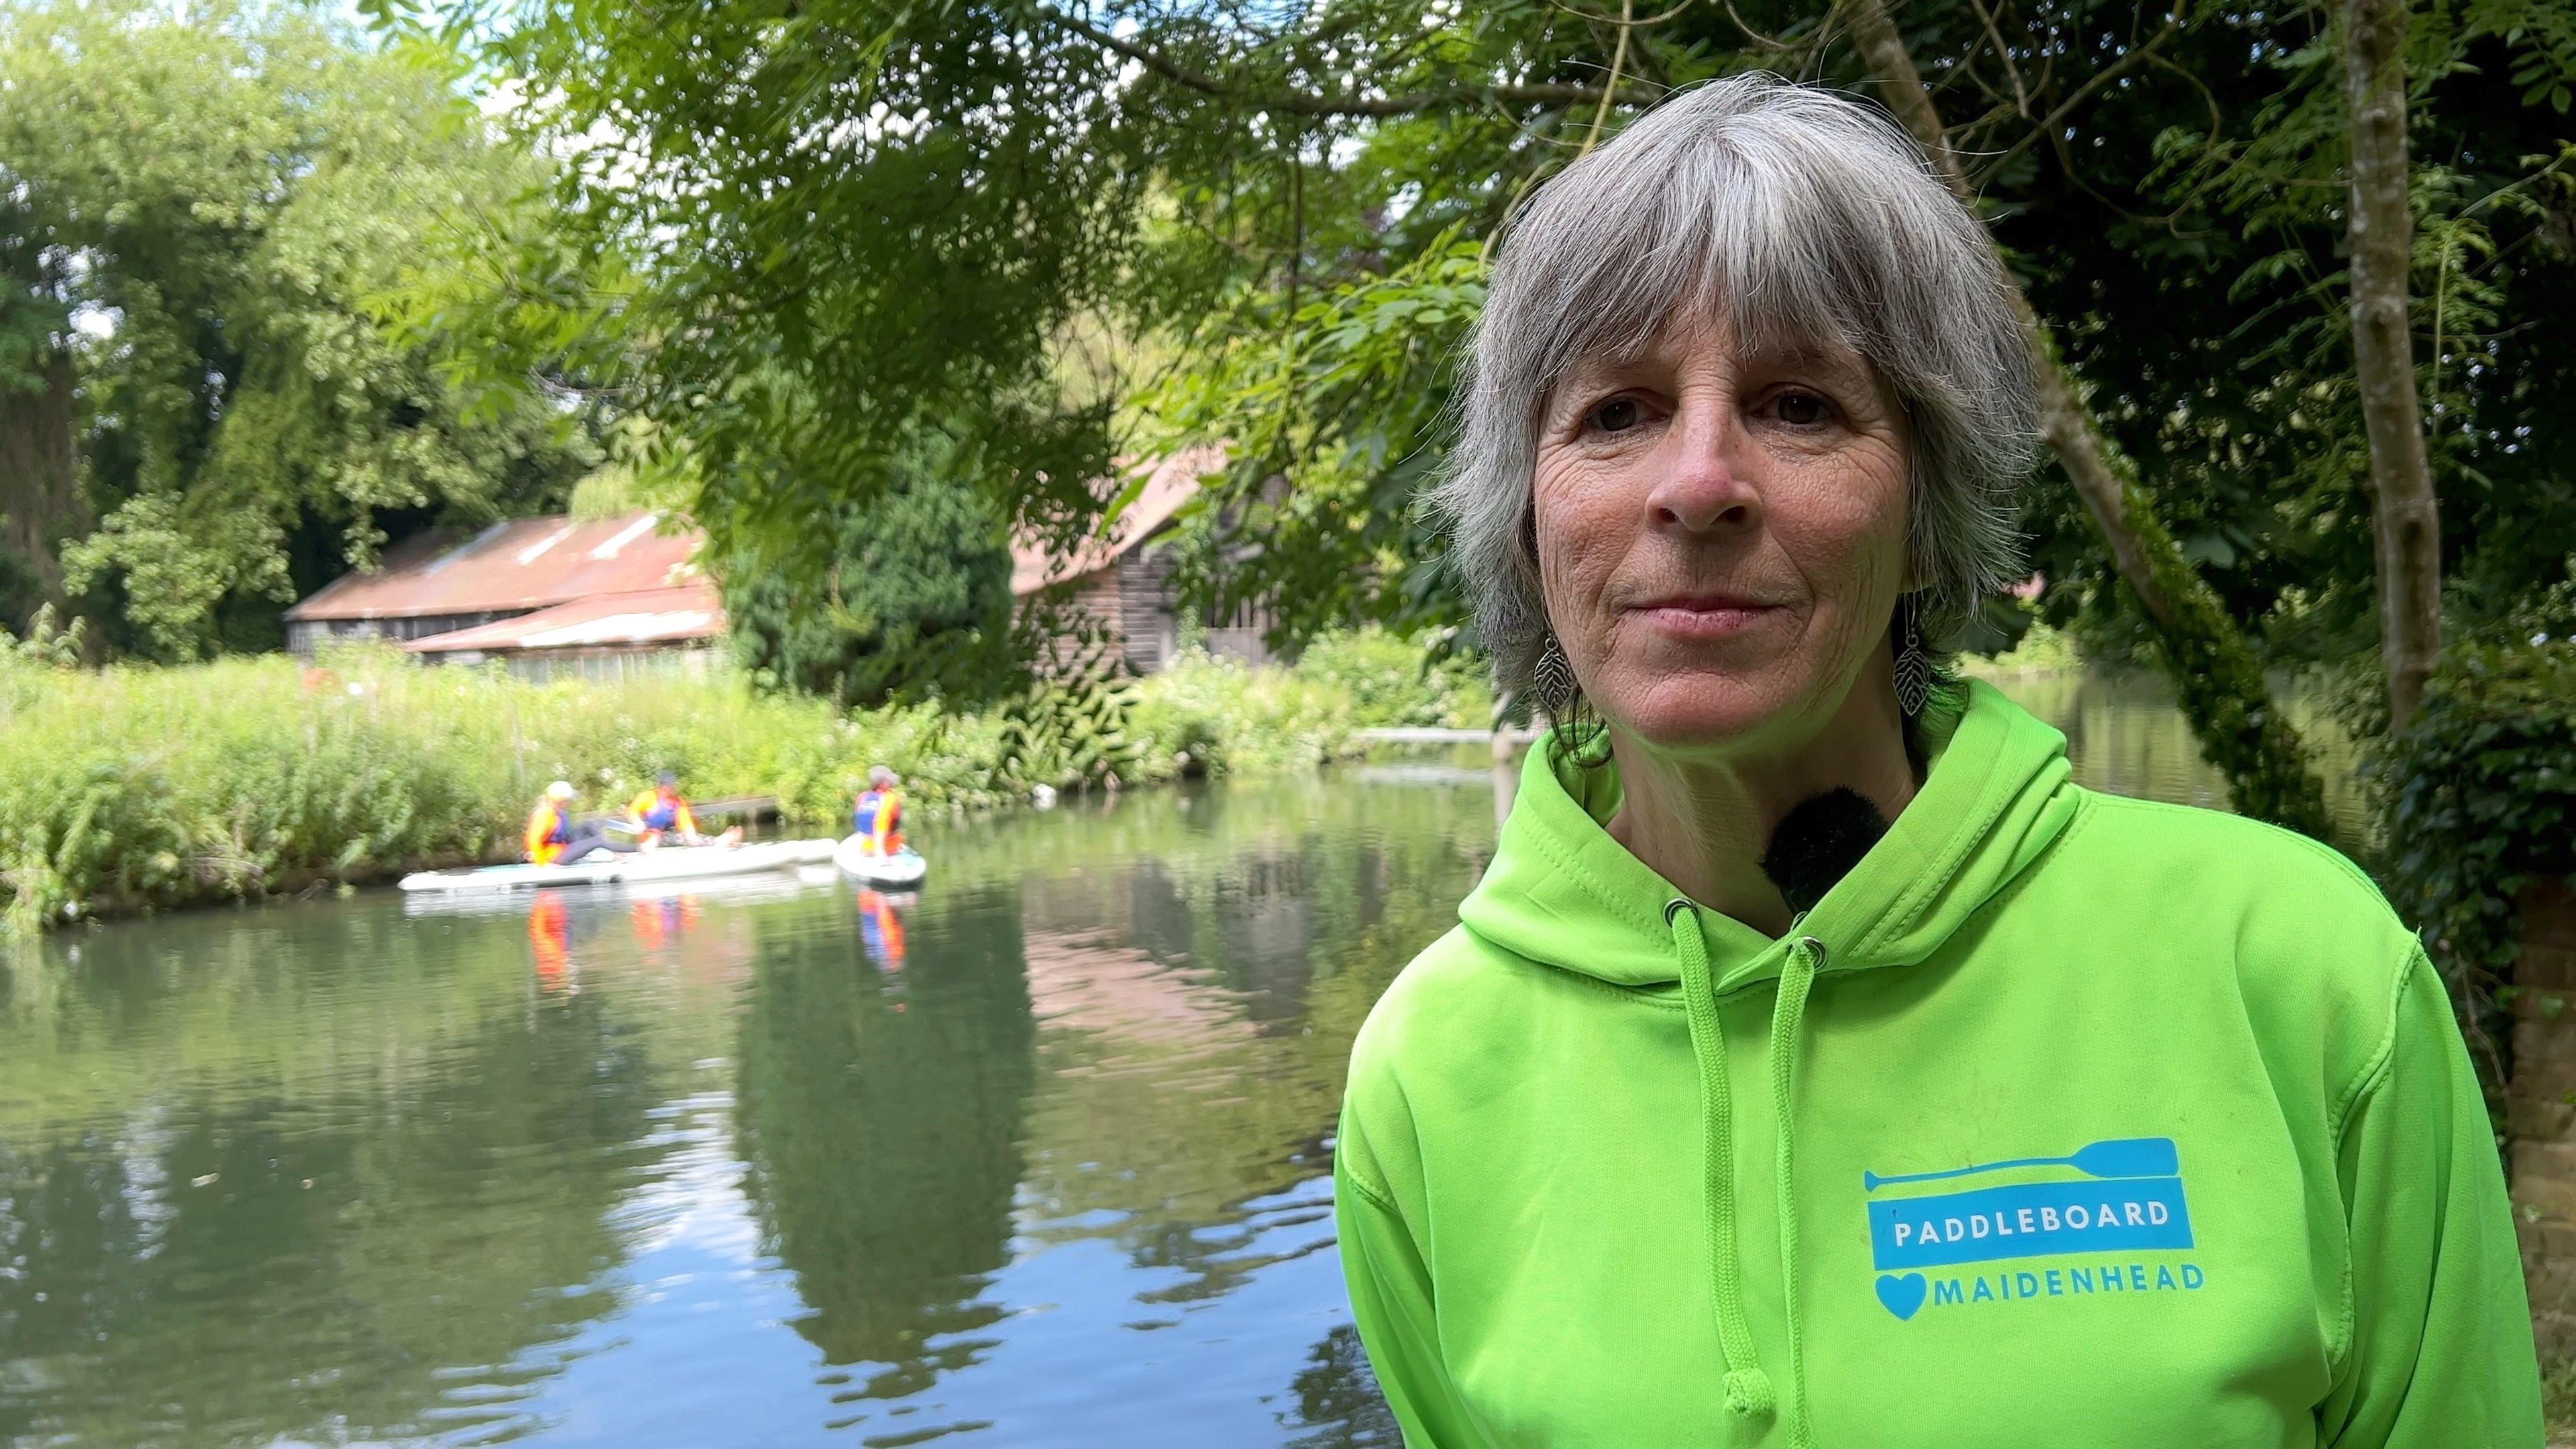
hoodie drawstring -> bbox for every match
[1666,900,1822,1447]
[1772,934,1820,1449]
[1666,900,1772,1421]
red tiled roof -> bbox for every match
[1010,446,1224,597]
[284,513,700,621]
[401,582,724,655]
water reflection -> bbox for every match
[853,887,913,974]
[736,883,1034,1406]
[0,773,1493,1445]
[0,902,663,1446]
[1984,669,2371,842]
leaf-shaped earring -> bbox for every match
[1532,635,1578,722]
[1893,592,1931,717]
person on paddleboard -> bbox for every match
[851,765,905,857]
[628,770,741,849]
[525,781,637,866]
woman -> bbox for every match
[1335,76,2538,1448]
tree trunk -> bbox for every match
[1844,0,2339,843]
[0,347,83,613]
[2341,0,2443,733]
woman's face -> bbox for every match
[1532,315,1913,755]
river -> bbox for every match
[0,672,2359,1446]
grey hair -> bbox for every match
[1432,73,2039,702]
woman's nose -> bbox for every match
[1645,413,1761,533]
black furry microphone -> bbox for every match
[1759,788,1891,916]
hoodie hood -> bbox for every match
[1459,679,2081,993]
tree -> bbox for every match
[0,1,596,657]
[2342,0,2443,731]
[1841,0,2334,835]
[718,431,1016,708]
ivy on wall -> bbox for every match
[2379,641,2576,1084]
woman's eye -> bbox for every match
[1771,391,1831,426]
[1587,397,1642,433]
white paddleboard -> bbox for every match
[398,839,838,894]
[835,839,928,885]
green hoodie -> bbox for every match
[1336,681,2539,1447]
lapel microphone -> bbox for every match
[1758,787,1892,917]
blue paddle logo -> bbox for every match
[1862,1137,2197,1322]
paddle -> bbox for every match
[589,814,738,849]
[1862,1137,2178,1192]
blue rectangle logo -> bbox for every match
[1868,1177,2192,1270]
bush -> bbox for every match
[2375,641,2576,1082]
[1293,629,1493,729]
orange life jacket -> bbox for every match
[526,802,572,865]
[628,790,697,841]
[853,788,904,854]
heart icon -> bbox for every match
[1876,1272,1929,1320]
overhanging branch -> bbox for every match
[1970,11,2183,186]
[1037,7,1655,118]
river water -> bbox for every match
[0,673,2356,1446]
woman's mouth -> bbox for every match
[1626,595,1786,640]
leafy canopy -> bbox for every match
[0,0,596,658]
[386,0,2576,669]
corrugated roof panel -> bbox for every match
[286,514,698,622]
[294,448,1216,627]
[401,582,725,655]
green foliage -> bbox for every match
[2545,1354,2576,1438]
[0,632,1475,931]
[2004,5,2576,668]
[1126,632,1493,779]
[994,622,1146,792]
[2379,641,2576,1032]
[1960,617,2084,676]
[718,436,1015,708]
[392,0,2576,676]
[1293,629,1495,730]
[0,1,594,657]
[0,603,84,673]
[1143,235,1489,642]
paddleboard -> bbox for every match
[836,839,928,885]
[398,839,837,894]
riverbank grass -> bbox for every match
[0,631,1490,931]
